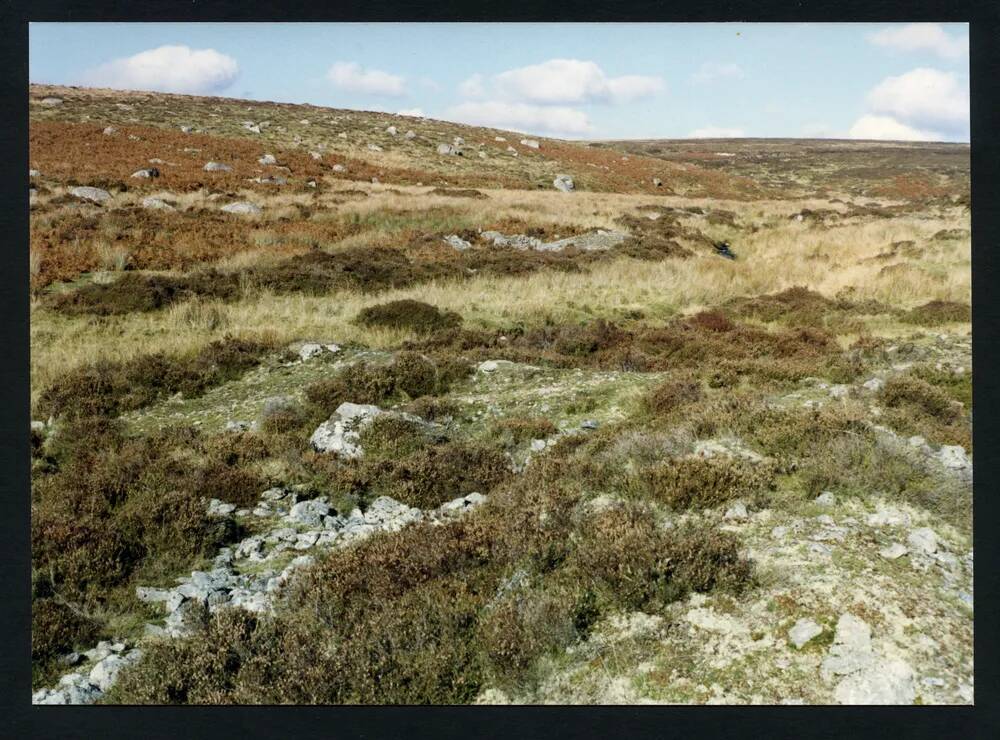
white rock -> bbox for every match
[834,658,916,705]
[103,126,116,136]
[815,491,836,507]
[204,161,232,172]
[309,402,382,457]
[530,439,547,452]
[285,499,331,527]
[724,502,749,520]
[788,618,823,649]
[258,153,277,165]
[69,186,111,203]
[29,168,39,177]
[828,384,850,399]
[520,138,539,149]
[221,201,261,215]
[405,130,416,139]
[443,234,471,251]
[907,527,938,555]
[862,377,885,392]
[938,445,970,470]
[386,126,397,136]
[39,96,63,106]
[553,174,575,192]
[437,143,457,155]
[332,164,347,173]
[495,136,506,142]
[880,543,909,560]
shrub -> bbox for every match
[902,300,970,325]
[489,416,558,445]
[357,415,430,460]
[379,442,512,509]
[879,376,961,423]
[391,351,439,398]
[644,456,774,510]
[646,379,703,417]
[355,299,462,334]
[31,598,101,663]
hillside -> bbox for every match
[29,84,972,706]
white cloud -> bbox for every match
[443,101,592,136]
[866,67,968,133]
[868,23,968,60]
[327,62,406,97]
[458,73,487,98]
[691,62,745,83]
[80,45,238,94]
[471,59,664,105]
[397,108,424,117]
[847,114,941,141]
[687,126,745,138]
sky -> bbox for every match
[28,23,970,142]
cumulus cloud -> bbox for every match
[462,59,664,105]
[397,108,424,117]
[865,67,968,133]
[847,114,941,141]
[691,62,745,83]
[687,126,745,138]
[868,23,968,60]
[80,45,239,94]
[443,101,592,136]
[327,62,406,97]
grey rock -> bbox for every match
[309,402,382,457]
[221,201,262,215]
[862,377,885,392]
[444,234,472,251]
[332,164,347,173]
[39,97,63,106]
[907,527,939,555]
[815,491,836,507]
[581,419,599,430]
[724,502,749,520]
[69,186,111,203]
[286,499,331,527]
[258,153,277,165]
[788,618,823,649]
[405,130,416,139]
[141,196,174,210]
[520,138,540,149]
[437,143,458,155]
[553,174,575,192]
[103,126,117,136]
[203,161,232,172]
[879,543,909,560]
[386,126,397,136]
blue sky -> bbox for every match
[29,23,970,142]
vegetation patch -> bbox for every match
[355,299,462,334]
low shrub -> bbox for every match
[643,456,775,510]
[902,300,970,325]
[355,299,462,334]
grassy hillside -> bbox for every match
[29,84,972,706]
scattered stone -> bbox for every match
[443,234,472,251]
[180,125,193,133]
[39,96,63,106]
[368,143,383,152]
[581,419,599,430]
[103,126,116,136]
[724,502,749,520]
[862,377,885,392]
[206,499,237,518]
[405,130,416,139]
[298,342,340,361]
[332,163,347,173]
[437,143,458,155]
[221,201,262,215]
[130,168,159,179]
[285,499,331,527]
[938,445,970,471]
[788,618,823,649]
[652,178,663,187]
[828,384,850,400]
[141,196,174,212]
[553,174,575,192]
[203,161,232,172]
[386,126,397,136]
[815,491,836,507]
[520,138,539,149]
[880,543,909,560]
[907,527,939,555]
[309,402,382,457]
[69,186,111,203]
[258,153,277,165]
[29,168,39,177]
